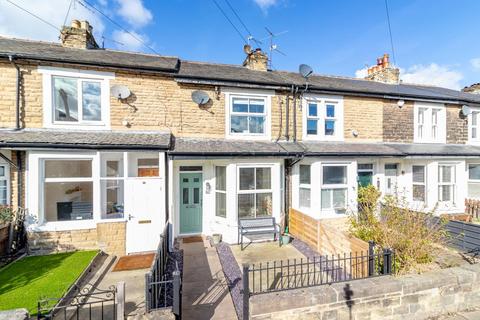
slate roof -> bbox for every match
[2,36,480,104]
[0,37,179,72]
[170,137,480,157]
[0,129,171,149]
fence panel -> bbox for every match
[465,199,480,219]
[444,219,480,254]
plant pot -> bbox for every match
[212,233,222,245]
[281,234,291,245]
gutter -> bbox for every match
[8,55,21,130]
[0,142,170,150]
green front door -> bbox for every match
[179,173,203,234]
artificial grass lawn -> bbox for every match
[0,250,97,314]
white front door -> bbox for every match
[125,178,164,254]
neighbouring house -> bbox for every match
[1,20,480,256]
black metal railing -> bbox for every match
[242,244,394,319]
[145,223,181,318]
[37,285,116,320]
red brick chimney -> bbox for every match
[365,53,399,84]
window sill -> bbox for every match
[28,220,97,232]
[302,136,344,142]
[226,134,271,141]
[44,123,110,131]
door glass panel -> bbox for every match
[194,178,200,183]
[193,188,200,204]
[182,188,189,204]
[183,178,188,183]
[358,171,373,187]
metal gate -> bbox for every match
[37,284,117,320]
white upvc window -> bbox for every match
[438,164,455,204]
[412,165,426,202]
[468,109,480,143]
[0,164,10,205]
[215,166,227,218]
[321,164,347,213]
[299,164,311,208]
[39,66,113,129]
[237,166,272,218]
[414,102,446,143]
[303,95,344,141]
[100,153,125,219]
[468,163,480,199]
[225,90,272,139]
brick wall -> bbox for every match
[344,96,383,141]
[28,221,126,256]
[446,104,468,144]
[251,263,480,320]
[383,100,414,142]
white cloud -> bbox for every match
[471,58,480,71]
[254,0,278,11]
[354,63,463,89]
[0,0,104,42]
[112,29,149,52]
[401,64,463,90]
[115,0,152,28]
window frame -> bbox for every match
[413,102,446,143]
[224,90,272,140]
[299,164,311,209]
[215,166,227,218]
[39,66,114,130]
[468,108,480,143]
[0,163,10,205]
[303,94,344,141]
[357,163,374,187]
[438,164,456,204]
[320,164,348,212]
[412,165,427,203]
[236,165,273,219]
[468,163,480,199]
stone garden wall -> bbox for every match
[251,263,480,320]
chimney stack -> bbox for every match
[60,19,99,49]
[365,53,399,84]
[243,47,269,71]
[462,83,480,94]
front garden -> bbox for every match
[0,250,97,314]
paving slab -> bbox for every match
[181,239,237,320]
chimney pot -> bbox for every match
[71,19,81,28]
[364,53,399,84]
[61,19,99,49]
[243,47,268,71]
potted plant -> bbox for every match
[212,233,222,245]
[281,226,291,245]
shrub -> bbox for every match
[0,206,14,225]
[349,186,447,274]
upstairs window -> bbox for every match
[414,103,446,143]
[228,95,269,137]
[39,67,113,129]
[469,110,480,142]
[304,96,343,140]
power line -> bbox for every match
[384,0,397,66]
[6,0,60,32]
[77,0,160,54]
[62,0,74,28]
[211,0,247,44]
[223,0,251,37]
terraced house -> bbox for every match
[1,20,480,256]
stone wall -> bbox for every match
[383,100,414,142]
[446,104,468,144]
[251,263,480,320]
[344,96,383,141]
[28,221,126,256]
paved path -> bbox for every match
[181,239,237,320]
[440,310,480,320]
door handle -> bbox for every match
[128,214,135,220]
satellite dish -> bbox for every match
[192,90,210,105]
[110,85,131,100]
[243,44,252,55]
[299,64,313,79]
[461,105,471,116]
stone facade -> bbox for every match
[251,263,480,320]
[344,96,383,141]
[446,104,468,144]
[28,221,126,256]
[383,100,414,142]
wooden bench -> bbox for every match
[238,217,281,250]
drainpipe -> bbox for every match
[293,86,299,142]
[16,152,22,208]
[285,86,292,141]
[8,55,21,130]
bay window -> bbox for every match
[215,166,227,218]
[468,164,480,199]
[304,96,343,140]
[321,165,347,212]
[238,167,272,218]
[43,159,93,222]
[414,103,446,143]
[299,165,311,208]
[438,165,455,204]
[412,165,426,202]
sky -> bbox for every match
[1,0,480,90]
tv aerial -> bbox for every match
[263,27,288,69]
[110,85,131,100]
[191,90,210,106]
